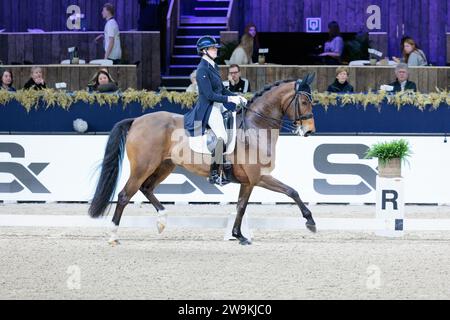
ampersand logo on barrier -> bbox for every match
[0,143,50,193]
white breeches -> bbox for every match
[208,102,228,143]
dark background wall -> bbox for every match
[0,0,448,65]
[235,0,448,65]
[0,0,140,32]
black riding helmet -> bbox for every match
[196,36,220,55]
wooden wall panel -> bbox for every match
[0,32,160,90]
[2,65,137,91]
[0,0,140,32]
[220,65,450,93]
[237,0,448,65]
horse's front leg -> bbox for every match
[232,184,254,245]
[257,175,316,233]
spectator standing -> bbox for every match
[95,3,122,64]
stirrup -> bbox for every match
[216,169,231,186]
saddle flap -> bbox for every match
[189,112,237,155]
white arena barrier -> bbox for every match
[0,135,449,204]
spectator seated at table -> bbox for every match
[88,69,118,93]
[223,64,251,94]
[0,69,16,92]
[186,70,198,93]
[387,63,417,93]
[327,66,354,93]
[244,22,260,63]
[318,21,344,65]
[23,66,47,90]
[229,34,254,65]
[392,36,428,66]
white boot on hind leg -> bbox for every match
[156,209,169,234]
[108,223,120,246]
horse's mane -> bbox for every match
[247,79,295,106]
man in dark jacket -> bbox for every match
[388,63,417,92]
[223,64,251,93]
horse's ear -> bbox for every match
[306,72,316,86]
[301,74,309,86]
[295,79,302,92]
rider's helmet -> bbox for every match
[196,36,220,55]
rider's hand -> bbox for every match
[238,96,248,105]
[228,96,242,105]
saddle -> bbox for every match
[188,110,237,155]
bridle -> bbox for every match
[239,79,314,133]
[283,79,314,126]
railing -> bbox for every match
[166,0,180,74]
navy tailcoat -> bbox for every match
[184,58,236,136]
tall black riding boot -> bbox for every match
[208,138,230,186]
[208,153,220,185]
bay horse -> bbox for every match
[88,73,317,245]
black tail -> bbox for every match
[88,118,135,218]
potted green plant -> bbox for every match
[365,139,412,177]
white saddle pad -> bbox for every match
[188,112,237,155]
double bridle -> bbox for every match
[239,79,314,133]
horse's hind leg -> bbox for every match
[109,166,155,245]
[257,175,316,233]
[139,160,176,233]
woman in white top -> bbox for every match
[393,37,427,66]
[229,34,254,65]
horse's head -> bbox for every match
[282,73,316,137]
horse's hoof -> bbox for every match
[157,221,166,234]
[156,213,167,234]
[108,239,120,246]
[306,222,317,233]
[239,238,252,245]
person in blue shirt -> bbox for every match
[319,21,344,65]
[184,36,246,186]
[0,69,16,92]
